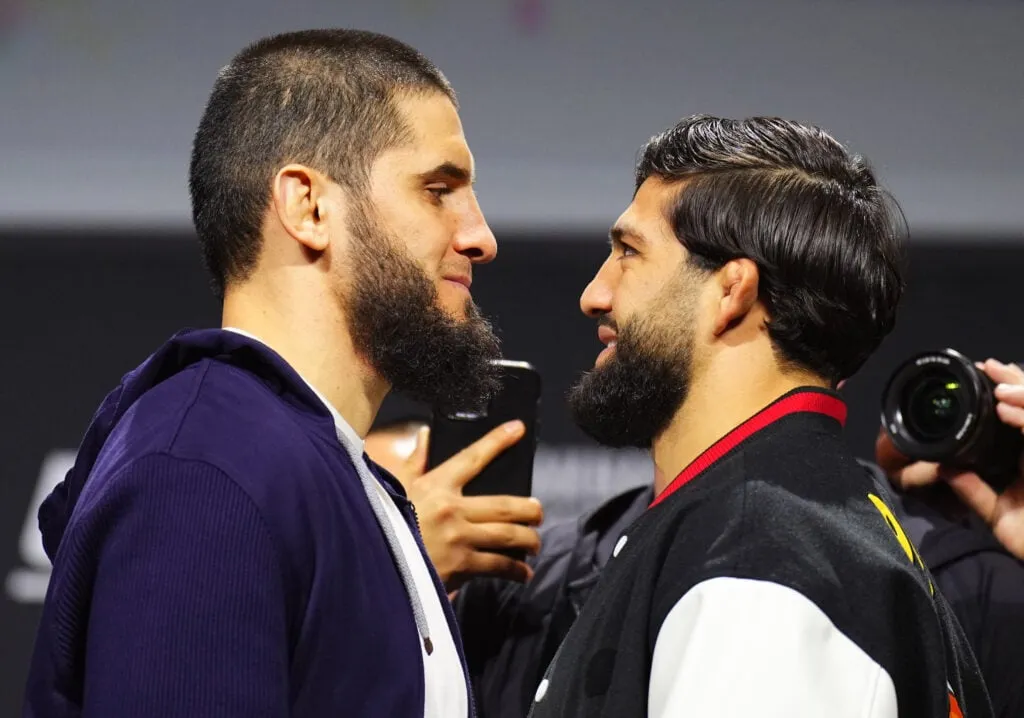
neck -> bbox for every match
[221,277,388,437]
[651,352,829,495]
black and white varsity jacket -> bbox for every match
[529,388,992,718]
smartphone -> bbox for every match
[427,359,541,504]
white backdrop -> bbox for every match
[1,0,1022,236]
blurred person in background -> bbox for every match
[365,415,430,477]
[454,476,651,717]
[876,357,1024,718]
[528,115,991,717]
[21,28,539,718]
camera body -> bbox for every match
[881,348,1023,492]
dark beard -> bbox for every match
[344,204,502,414]
[568,314,692,449]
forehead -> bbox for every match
[373,91,474,177]
[612,176,681,244]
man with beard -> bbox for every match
[529,115,993,717]
[22,29,541,718]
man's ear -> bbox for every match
[270,164,332,252]
[711,258,760,336]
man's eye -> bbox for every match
[620,244,638,258]
[427,185,453,200]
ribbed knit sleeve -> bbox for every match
[70,453,289,717]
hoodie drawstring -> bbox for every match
[334,427,434,655]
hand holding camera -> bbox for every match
[877,353,1024,560]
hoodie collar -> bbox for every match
[222,327,365,453]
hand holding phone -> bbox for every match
[426,360,542,563]
[398,420,543,590]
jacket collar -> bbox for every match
[651,387,847,509]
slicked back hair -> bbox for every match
[635,115,906,383]
[189,29,457,298]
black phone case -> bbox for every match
[427,360,541,561]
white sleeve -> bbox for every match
[648,576,898,718]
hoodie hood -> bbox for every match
[38,328,334,562]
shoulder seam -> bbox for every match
[165,360,215,453]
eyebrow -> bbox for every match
[420,161,475,185]
[608,223,647,248]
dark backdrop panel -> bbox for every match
[1,231,1021,713]
[0,235,220,713]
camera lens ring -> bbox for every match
[880,348,990,463]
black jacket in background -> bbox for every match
[453,486,651,718]
[895,488,1024,718]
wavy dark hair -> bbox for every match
[635,115,907,383]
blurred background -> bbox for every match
[1,0,1022,710]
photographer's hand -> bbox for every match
[878,359,1024,560]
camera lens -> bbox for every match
[901,370,963,441]
[881,348,1008,469]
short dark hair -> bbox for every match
[189,29,456,298]
[635,115,906,383]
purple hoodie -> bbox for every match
[22,328,473,717]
